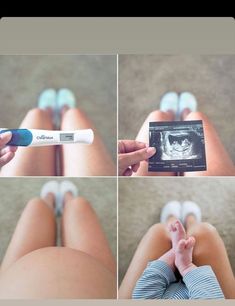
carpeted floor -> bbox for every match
[0,55,117,162]
[119,55,235,163]
[0,178,117,264]
[119,177,235,284]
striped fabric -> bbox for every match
[132,260,224,299]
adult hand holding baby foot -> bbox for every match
[0,131,18,167]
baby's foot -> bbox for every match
[169,220,186,250]
[175,236,196,277]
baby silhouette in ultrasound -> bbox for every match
[161,131,201,160]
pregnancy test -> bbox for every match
[0,129,94,146]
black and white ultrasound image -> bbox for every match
[148,120,207,172]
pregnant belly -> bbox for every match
[0,247,116,299]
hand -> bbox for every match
[118,140,156,176]
[0,132,18,167]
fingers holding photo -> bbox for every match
[118,140,156,176]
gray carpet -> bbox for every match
[119,55,235,163]
[119,177,235,284]
[0,178,117,264]
[0,55,117,162]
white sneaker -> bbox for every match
[178,92,198,117]
[40,180,79,217]
[57,88,76,109]
[38,88,57,127]
[160,92,179,119]
[160,201,182,223]
[40,180,60,215]
[181,201,202,226]
[57,180,79,216]
[38,89,57,109]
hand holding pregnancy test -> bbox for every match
[0,131,18,167]
[0,129,94,147]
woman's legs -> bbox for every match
[0,196,56,272]
[186,220,235,298]
[119,223,172,298]
[134,110,176,176]
[0,193,116,299]
[61,194,116,275]
[183,112,235,176]
[0,109,56,176]
[60,108,116,176]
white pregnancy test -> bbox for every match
[0,129,94,146]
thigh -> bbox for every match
[61,109,115,176]
[188,223,235,298]
[0,197,56,272]
[119,224,171,298]
[184,112,235,176]
[61,196,116,275]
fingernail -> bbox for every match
[146,147,156,155]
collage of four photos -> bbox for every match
[0,54,234,299]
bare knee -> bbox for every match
[64,196,92,212]
[26,108,49,120]
[147,110,171,122]
[25,197,54,217]
[141,223,171,252]
[191,222,218,238]
[26,197,45,208]
[190,222,220,258]
[146,223,169,240]
[61,108,91,130]
[62,108,82,121]
[185,111,209,122]
[23,108,53,129]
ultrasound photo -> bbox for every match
[148,120,207,172]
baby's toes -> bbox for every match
[169,222,176,232]
[186,236,196,249]
[175,220,186,237]
[169,223,178,236]
[168,223,173,232]
[176,239,186,252]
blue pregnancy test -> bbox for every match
[0,129,94,146]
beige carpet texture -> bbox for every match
[119,55,235,163]
[0,55,117,162]
[119,177,235,284]
[0,178,117,264]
